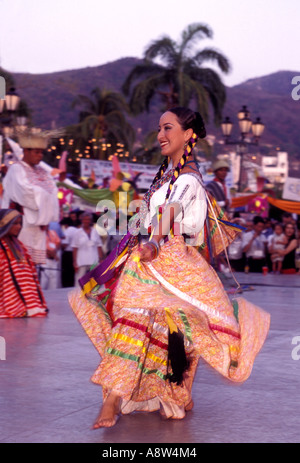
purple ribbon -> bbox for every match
[78,231,133,288]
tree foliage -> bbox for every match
[122,23,231,125]
[68,87,136,160]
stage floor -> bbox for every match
[1,272,300,443]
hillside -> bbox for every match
[9,61,300,158]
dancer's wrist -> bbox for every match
[145,240,160,259]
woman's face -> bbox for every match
[81,215,92,228]
[157,112,191,160]
[285,224,295,237]
[8,216,22,237]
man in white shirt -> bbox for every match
[242,216,267,272]
[72,212,103,287]
[2,132,59,266]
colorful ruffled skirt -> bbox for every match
[69,236,270,419]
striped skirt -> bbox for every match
[0,239,47,318]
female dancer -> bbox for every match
[69,107,270,428]
[0,208,48,318]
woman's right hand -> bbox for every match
[140,243,157,262]
[139,243,156,262]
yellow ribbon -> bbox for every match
[164,307,178,334]
[132,254,142,270]
[82,277,98,295]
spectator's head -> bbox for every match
[264,218,271,229]
[284,223,296,241]
[245,217,254,232]
[253,216,265,235]
[282,212,293,225]
[80,212,93,228]
[273,223,284,236]
[0,209,22,239]
[212,159,230,182]
[60,217,73,228]
[69,210,79,222]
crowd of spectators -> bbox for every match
[228,212,300,274]
[45,208,299,291]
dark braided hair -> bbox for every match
[150,156,169,186]
[150,107,206,199]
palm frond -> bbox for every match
[180,23,213,55]
[122,63,164,95]
[193,48,231,74]
[128,73,169,114]
[144,37,177,67]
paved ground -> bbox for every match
[0,272,300,444]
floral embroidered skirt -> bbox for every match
[68,236,270,419]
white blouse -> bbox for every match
[144,173,207,246]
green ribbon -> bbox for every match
[232,300,239,323]
[178,309,193,343]
[106,347,167,380]
[124,269,159,285]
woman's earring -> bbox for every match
[183,141,188,150]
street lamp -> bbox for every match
[0,87,21,176]
[0,87,21,127]
[4,87,20,112]
[221,105,265,191]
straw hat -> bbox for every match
[17,128,64,150]
[212,159,230,172]
[18,133,49,149]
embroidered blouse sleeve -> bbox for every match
[166,174,207,237]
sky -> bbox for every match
[0,0,299,87]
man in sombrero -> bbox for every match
[2,131,59,267]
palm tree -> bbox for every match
[69,87,136,160]
[132,130,162,165]
[122,23,230,125]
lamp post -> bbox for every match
[4,87,20,113]
[221,106,265,191]
[0,87,21,176]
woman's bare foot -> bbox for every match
[93,392,121,429]
[185,399,194,411]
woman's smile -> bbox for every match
[157,111,188,162]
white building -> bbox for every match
[261,151,289,184]
[218,150,289,191]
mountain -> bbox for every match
[9,60,300,158]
